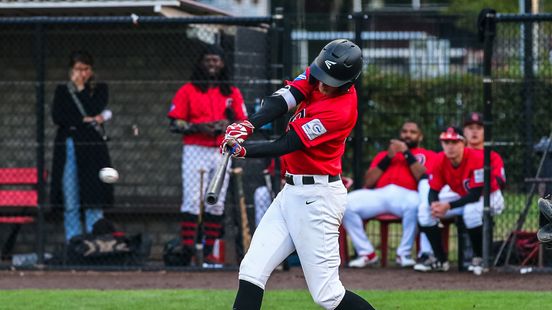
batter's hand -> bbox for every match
[224,120,254,144]
[223,139,247,158]
[431,201,450,218]
[221,120,254,153]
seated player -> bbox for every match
[344,121,432,268]
[415,127,504,274]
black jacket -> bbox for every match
[50,82,114,209]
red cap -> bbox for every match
[439,126,465,141]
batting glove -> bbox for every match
[221,120,254,154]
[223,120,254,144]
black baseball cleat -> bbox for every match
[538,196,552,223]
[538,223,552,243]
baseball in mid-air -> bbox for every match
[99,167,119,183]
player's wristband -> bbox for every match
[403,150,418,166]
[377,156,392,171]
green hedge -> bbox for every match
[342,71,552,192]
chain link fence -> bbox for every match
[0,16,278,268]
[1,11,550,270]
[488,13,552,268]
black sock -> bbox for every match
[233,280,264,310]
[419,224,447,262]
[335,290,375,310]
[467,225,483,258]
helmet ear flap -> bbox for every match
[339,82,353,92]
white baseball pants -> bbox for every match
[239,176,347,310]
[181,145,231,215]
[417,179,505,229]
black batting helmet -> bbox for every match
[309,39,363,88]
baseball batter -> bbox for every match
[344,121,433,268]
[415,127,503,274]
[222,40,374,309]
[167,44,247,266]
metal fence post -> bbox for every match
[482,10,496,272]
[352,12,367,190]
[522,0,535,181]
[33,22,46,265]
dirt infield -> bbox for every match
[0,267,550,291]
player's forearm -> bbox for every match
[244,129,304,158]
[449,187,483,209]
[408,162,426,181]
[363,168,382,188]
[428,189,440,204]
[168,118,197,134]
[247,86,304,129]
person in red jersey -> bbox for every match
[222,40,374,310]
[463,111,506,212]
[167,44,247,267]
[344,121,434,268]
[414,127,504,274]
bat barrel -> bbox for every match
[205,152,231,205]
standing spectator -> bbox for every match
[167,44,247,266]
[415,127,504,274]
[50,50,114,242]
[344,121,432,268]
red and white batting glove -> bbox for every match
[220,120,254,153]
[224,120,254,144]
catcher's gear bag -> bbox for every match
[66,232,151,266]
[163,237,194,266]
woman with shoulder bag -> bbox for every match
[50,50,114,242]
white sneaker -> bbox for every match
[348,254,379,268]
[413,256,450,272]
[395,255,416,267]
[468,257,483,275]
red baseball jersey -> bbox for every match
[287,67,316,98]
[469,148,506,187]
[430,148,500,196]
[370,147,435,191]
[167,83,247,147]
[281,68,357,176]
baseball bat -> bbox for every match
[195,168,207,266]
[206,151,231,205]
[232,167,251,253]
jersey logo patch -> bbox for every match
[474,168,484,183]
[463,178,471,192]
[325,60,336,70]
[225,98,233,108]
[301,119,327,141]
[415,153,426,165]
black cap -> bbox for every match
[464,112,483,126]
[309,39,363,88]
[203,44,225,58]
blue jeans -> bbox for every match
[63,137,103,241]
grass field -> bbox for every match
[1,289,552,309]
